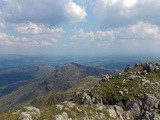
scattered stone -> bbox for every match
[56,105,64,111]
[65,101,75,108]
[102,75,110,82]
[76,106,82,112]
[119,90,124,96]
[128,75,141,80]
[141,70,148,75]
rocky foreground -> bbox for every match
[2,61,160,120]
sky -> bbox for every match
[0,0,160,55]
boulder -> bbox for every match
[23,106,41,119]
[124,100,141,119]
[107,106,117,119]
[125,111,134,120]
[19,112,32,120]
[152,112,160,120]
[18,106,40,120]
[142,94,160,109]
[114,105,125,120]
[62,112,68,119]
[81,93,93,105]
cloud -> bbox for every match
[72,22,160,42]
[71,28,115,41]
[0,22,64,47]
[0,22,5,28]
[14,22,64,36]
[1,0,87,25]
[94,0,160,28]
[71,22,160,54]
[0,32,39,47]
[0,11,5,28]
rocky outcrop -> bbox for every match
[143,62,160,72]
[69,61,160,120]
[13,106,40,120]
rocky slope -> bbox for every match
[1,61,160,120]
[69,61,160,120]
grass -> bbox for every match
[0,111,17,120]
[92,65,160,103]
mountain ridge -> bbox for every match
[0,62,113,111]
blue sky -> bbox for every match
[0,0,160,55]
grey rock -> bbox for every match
[124,100,141,119]
[107,106,117,119]
[56,105,64,111]
[152,112,160,120]
[83,94,93,105]
[18,106,40,120]
[141,111,151,120]
[141,70,148,75]
[102,75,110,82]
[19,112,32,120]
[114,105,125,120]
[128,75,141,80]
[62,112,68,119]
[142,94,159,109]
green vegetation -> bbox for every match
[92,65,160,103]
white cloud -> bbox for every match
[71,22,160,54]
[0,32,39,47]
[0,22,64,47]
[72,22,160,42]
[94,0,160,28]
[1,0,87,25]
[14,22,64,36]
[71,28,115,41]
[0,11,5,28]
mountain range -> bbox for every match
[0,62,114,111]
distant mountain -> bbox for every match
[39,62,113,92]
[0,65,55,97]
[0,63,113,111]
